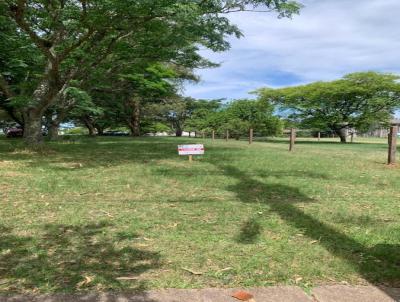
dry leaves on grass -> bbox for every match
[99,210,114,217]
[217,267,233,273]
[162,222,179,229]
[0,279,10,286]
[116,276,139,281]
[181,267,203,275]
[76,275,94,288]
[55,162,84,169]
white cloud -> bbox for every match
[185,0,400,100]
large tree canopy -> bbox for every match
[257,72,400,142]
[0,0,301,144]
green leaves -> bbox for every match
[180,98,283,137]
[8,95,33,108]
[257,72,400,136]
[224,99,282,135]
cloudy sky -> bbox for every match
[184,0,400,101]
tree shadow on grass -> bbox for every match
[153,166,329,181]
[0,137,179,169]
[236,218,263,244]
[219,165,400,299]
[0,222,161,295]
[0,136,240,171]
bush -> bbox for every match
[62,127,88,135]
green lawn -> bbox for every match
[0,136,399,293]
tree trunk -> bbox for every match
[23,59,62,145]
[83,117,96,136]
[176,129,183,137]
[23,109,43,144]
[48,123,59,140]
[127,123,134,136]
[96,126,104,136]
[97,127,104,136]
[131,98,140,136]
[87,124,95,136]
[335,128,348,143]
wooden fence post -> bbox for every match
[212,130,215,141]
[289,128,296,152]
[249,128,253,144]
[388,125,398,165]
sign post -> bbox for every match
[178,144,205,162]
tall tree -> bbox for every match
[258,72,400,143]
[225,99,283,136]
[181,99,222,135]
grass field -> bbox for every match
[0,136,399,293]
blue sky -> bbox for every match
[184,0,400,102]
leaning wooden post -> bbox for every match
[249,128,253,145]
[226,130,229,141]
[212,130,215,141]
[289,128,296,152]
[388,125,398,165]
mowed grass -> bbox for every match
[0,135,399,293]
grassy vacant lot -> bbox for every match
[0,136,399,293]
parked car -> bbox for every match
[101,130,129,136]
[5,127,23,138]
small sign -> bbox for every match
[178,144,205,155]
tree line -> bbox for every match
[257,72,400,143]
[0,0,301,145]
[169,72,400,143]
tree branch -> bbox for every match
[0,75,14,100]
[59,28,96,61]
[9,0,54,59]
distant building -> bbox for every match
[391,119,400,126]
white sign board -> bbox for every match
[178,144,205,155]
